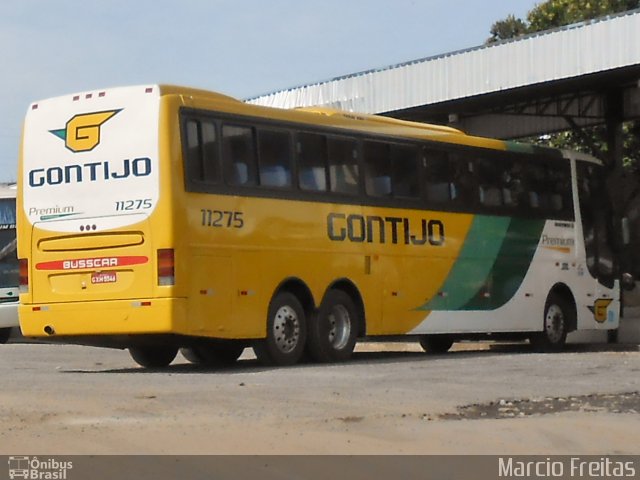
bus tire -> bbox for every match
[308,289,358,362]
[253,291,307,366]
[0,327,11,344]
[419,335,454,354]
[530,292,571,352]
[180,340,244,366]
[129,345,178,368]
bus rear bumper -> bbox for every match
[18,298,187,338]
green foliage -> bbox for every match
[487,14,528,43]
[487,0,640,167]
[531,124,640,169]
[527,0,640,31]
[487,0,640,43]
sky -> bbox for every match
[0,0,538,182]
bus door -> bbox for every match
[576,163,617,322]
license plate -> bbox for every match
[91,271,117,284]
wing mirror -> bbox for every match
[621,272,635,291]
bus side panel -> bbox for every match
[362,206,474,335]
[410,218,619,334]
[186,255,233,335]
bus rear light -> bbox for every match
[157,249,175,286]
[19,259,29,294]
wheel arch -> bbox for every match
[323,278,366,337]
[547,282,577,333]
[271,277,317,318]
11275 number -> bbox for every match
[201,209,244,228]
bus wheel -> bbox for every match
[419,335,454,354]
[308,290,358,362]
[181,340,244,366]
[0,327,11,344]
[530,293,570,352]
[129,345,178,368]
[253,292,306,366]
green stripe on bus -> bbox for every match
[417,216,545,312]
[461,218,545,310]
[417,215,510,311]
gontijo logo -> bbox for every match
[29,106,153,188]
[49,109,121,153]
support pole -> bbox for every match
[605,89,625,344]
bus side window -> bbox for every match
[183,118,220,188]
[222,125,258,186]
[328,137,359,195]
[0,198,17,294]
[184,119,203,183]
[449,154,475,206]
[424,149,454,204]
[200,121,220,183]
[364,141,391,197]
[523,163,546,211]
[258,129,292,188]
[547,164,572,215]
[391,144,420,199]
[476,158,504,208]
[502,161,525,209]
[297,132,328,191]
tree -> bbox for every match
[527,0,640,32]
[487,0,640,168]
[488,0,640,42]
[487,14,527,43]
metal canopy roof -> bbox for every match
[247,9,640,139]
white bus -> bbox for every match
[0,184,19,343]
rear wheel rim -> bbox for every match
[327,304,351,350]
[273,305,300,353]
[545,304,565,343]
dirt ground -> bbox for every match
[1,341,638,455]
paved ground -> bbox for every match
[0,341,638,455]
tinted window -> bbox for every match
[424,150,475,207]
[424,149,454,204]
[183,119,220,187]
[0,198,16,291]
[297,133,327,191]
[258,129,292,188]
[223,125,257,186]
[523,161,572,215]
[328,137,359,195]
[392,144,420,198]
[364,141,391,196]
[476,158,504,207]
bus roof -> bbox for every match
[158,85,590,161]
[29,84,601,165]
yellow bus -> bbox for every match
[18,85,621,368]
